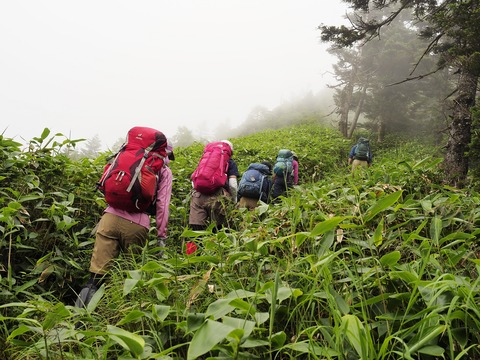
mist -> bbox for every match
[0,1,348,151]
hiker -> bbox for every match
[75,127,174,308]
[348,137,372,171]
[188,140,239,231]
[237,161,273,210]
[272,149,299,200]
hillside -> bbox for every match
[1,124,480,359]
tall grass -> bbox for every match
[1,125,480,359]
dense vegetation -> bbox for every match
[1,124,480,359]
[320,0,480,186]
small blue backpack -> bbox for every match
[238,163,271,201]
[273,149,294,177]
[354,138,370,161]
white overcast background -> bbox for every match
[1,1,347,149]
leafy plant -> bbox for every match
[2,124,480,359]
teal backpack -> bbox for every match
[273,149,294,177]
[354,138,370,161]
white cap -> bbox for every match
[221,140,233,152]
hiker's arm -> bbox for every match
[293,160,299,185]
[226,160,240,202]
[348,146,355,164]
[155,167,173,238]
[228,176,238,202]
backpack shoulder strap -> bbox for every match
[126,143,161,192]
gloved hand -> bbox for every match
[157,237,167,258]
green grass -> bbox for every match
[1,124,480,359]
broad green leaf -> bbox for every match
[439,232,475,245]
[226,328,245,343]
[380,251,401,267]
[187,313,206,332]
[223,316,255,339]
[127,270,142,280]
[429,216,443,246]
[240,337,269,348]
[123,278,139,296]
[417,345,445,356]
[420,200,433,213]
[364,190,403,222]
[152,305,170,322]
[7,325,31,340]
[295,232,308,247]
[181,228,211,238]
[228,298,256,315]
[276,286,299,303]
[14,279,38,293]
[86,284,105,313]
[206,298,235,319]
[285,341,338,356]
[187,319,235,360]
[270,331,287,349]
[310,217,345,237]
[117,310,146,326]
[254,312,269,325]
[342,314,365,358]
[140,261,163,271]
[225,289,257,299]
[106,325,145,357]
[40,127,51,140]
[333,290,350,315]
[451,327,468,347]
[318,229,334,257]
[19,194,43,202]
[8,201,22,210]
[256,203,269,215]
[389,271,418,284]
[372,217,384,246]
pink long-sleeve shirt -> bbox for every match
[292,159,299,185]
[104,164,173,238]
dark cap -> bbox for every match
[167,139,175,161]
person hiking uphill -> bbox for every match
[272,149,298,200]
[188,140,240,232]
[237,161,273,210]
[348,137,372,171]
[75,127,175,308]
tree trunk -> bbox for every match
[443,71,478,187]
[347,86,367,139]
[378,118,385,142]
[338,81,354,137]
[339,63,359,137]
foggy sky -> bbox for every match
[1,1,347,149]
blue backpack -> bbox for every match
[354,138,370,161]
[273,149,294,177]
[238,163,271,201]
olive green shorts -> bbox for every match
[89,213,148,274]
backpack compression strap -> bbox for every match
[126,143,165,193]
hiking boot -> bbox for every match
[74,283,98,309]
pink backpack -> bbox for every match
[191,142,232,194]
[97,126,167,213]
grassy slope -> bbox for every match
[3,124,480,359]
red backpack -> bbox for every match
[191,141,232,194]
[97,126,167,213]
